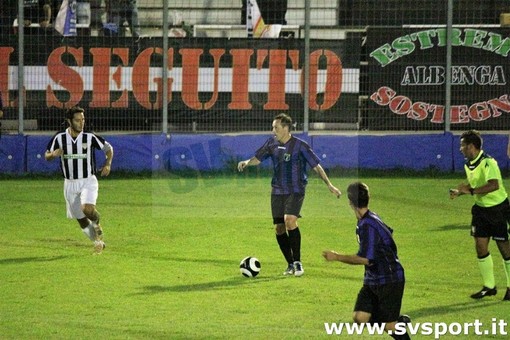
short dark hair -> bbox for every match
[460,130,482,149]
[66,106,85,121]
[274,113,292,130]
[347,182,370,208]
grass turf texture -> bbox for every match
[1,173,509,339]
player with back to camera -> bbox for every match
[322,182,410,340]
[238,113,341,277]
[450,130,510,300]
[45,106,113,254]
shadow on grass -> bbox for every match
[407,300,501,319]
[136,276,286,295]
[433,224,468,231]
[0,255,69,265]
[39,237,91,247]
[307,267,361,283]
[152,256,245,265]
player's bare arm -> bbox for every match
[322,250,369,265]
[237,157,261,172]
[44,148,62,161]
[100,147,114,177]
[450,179,499,199]
[313,164,341,198]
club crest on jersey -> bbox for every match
[283,153,291,162]
[82,145,88,151]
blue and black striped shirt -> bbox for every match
[255,135,320,195]
[356,210,405,286]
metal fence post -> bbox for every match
[162,0,169,134]
[18,0,25,134]
[303,0,310,133]
[444,0,453,132]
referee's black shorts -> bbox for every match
[271,193,304,224]
[354,282,405,323]
[471,198,510,241]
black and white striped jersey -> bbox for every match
[46,129,109,180]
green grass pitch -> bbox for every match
[1,173,509,339]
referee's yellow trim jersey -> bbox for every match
[464,150,508,208]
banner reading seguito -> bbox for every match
[364,27,510,130]
[0,35,360,131]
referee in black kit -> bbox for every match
[45,106,113,254]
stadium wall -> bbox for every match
[1,133,509,175]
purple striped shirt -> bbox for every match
[255,135,320,195]
[356,210,405,285]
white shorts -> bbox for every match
[64,176,99,219]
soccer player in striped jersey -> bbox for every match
[450,130,510,300]
[323,182,410,340]
[238,113,341,277]
[45,106,113,254]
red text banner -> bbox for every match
[1,35,361,131]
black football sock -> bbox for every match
[276,233,294,264]
[288,228,301,262]
[391,332,411,340]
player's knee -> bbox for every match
[275,224,286,235]
[474,238,490,257]
[352,312,370,324]
[352,314,363,324]
[496,240,510,258]
[284,215,298,230]
[384,321,397,332]
[475,246,489,258]
[81,204,95,217]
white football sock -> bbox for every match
[82,223,97,241]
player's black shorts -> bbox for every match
[271,193,304,224]
[354,282,405,323]
[471,198,510,241]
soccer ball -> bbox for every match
[239,256,261,277]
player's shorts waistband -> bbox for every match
[64,175,96,182]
